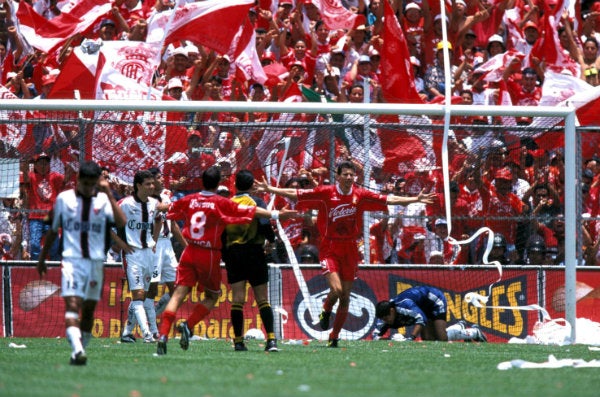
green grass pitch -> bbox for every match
[1,338,598,397]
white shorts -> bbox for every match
[150,238,178,283]
[61,258,104,301]
[124,248,155,292]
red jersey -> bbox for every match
[296,184,388,243]
[27,170,65,220]
[166,191,257,250]
[481,187,525,246]
[163,151,216,192]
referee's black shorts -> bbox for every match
[224,243,269,286]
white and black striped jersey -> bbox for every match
[153,188,173,240]
[118,195,160,249]
[51,189,116,260]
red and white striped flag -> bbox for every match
[16,0,112,54]
[146,0,254,58]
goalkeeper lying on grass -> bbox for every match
[373,285,487,342]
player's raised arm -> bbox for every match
[254,207,298,220]
[255,176,300,200]
[386,189,436,206]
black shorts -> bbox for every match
[224,244,268,286]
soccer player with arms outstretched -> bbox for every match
[37,161,126,365]
[256,160,436,347]
[156,166,296,355]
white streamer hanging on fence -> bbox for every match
[266,137,321,325]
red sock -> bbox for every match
[160,310,176,338]
[330,306,348,340]
[187,304,210,328]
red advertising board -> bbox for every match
[5,265,600,342]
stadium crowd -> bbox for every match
[1,0,600,268]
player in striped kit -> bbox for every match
[37,161,126,365]
[146,167,187,337]
[118,170,163,344]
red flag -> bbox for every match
[315,0,366,31]
[16,0,112,54]
[146,0,254,58]
[377,114,427,173]
[232,20,267,85]
[380,1,423,104]
[48,46,99,99]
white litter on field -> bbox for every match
[507,317,600,346]
[498,354,600,370]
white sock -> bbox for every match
[132,300,150,336]
[122,304,138,336]
[66,326,84,355]
[144,298,158,334]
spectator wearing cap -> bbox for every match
[409,56,428,101]
[401,2,425,60]
[35,72,54,99]
[20,152,65,261]
[523,236,548,265]
[164,77,188,101]
[163,129,216,199]
[343,54,379,88]
[200,53,235,100]
[514,21,540,59]
[486,34,506,58]
[97,18,118,41]
[424,41,459,101]
[485,233,513,264]
[313,66,341,101]
[347,24,371,57]
[481,166,528,261]
[160,46,192,90]
[426,218,461,265]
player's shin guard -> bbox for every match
[231,303,244,342]
[258,300,276,341]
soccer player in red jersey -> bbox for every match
[156,166,295,355]
[256,161,436,347]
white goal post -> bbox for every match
[0,99,578,341]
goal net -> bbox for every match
[0,99,591,343]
